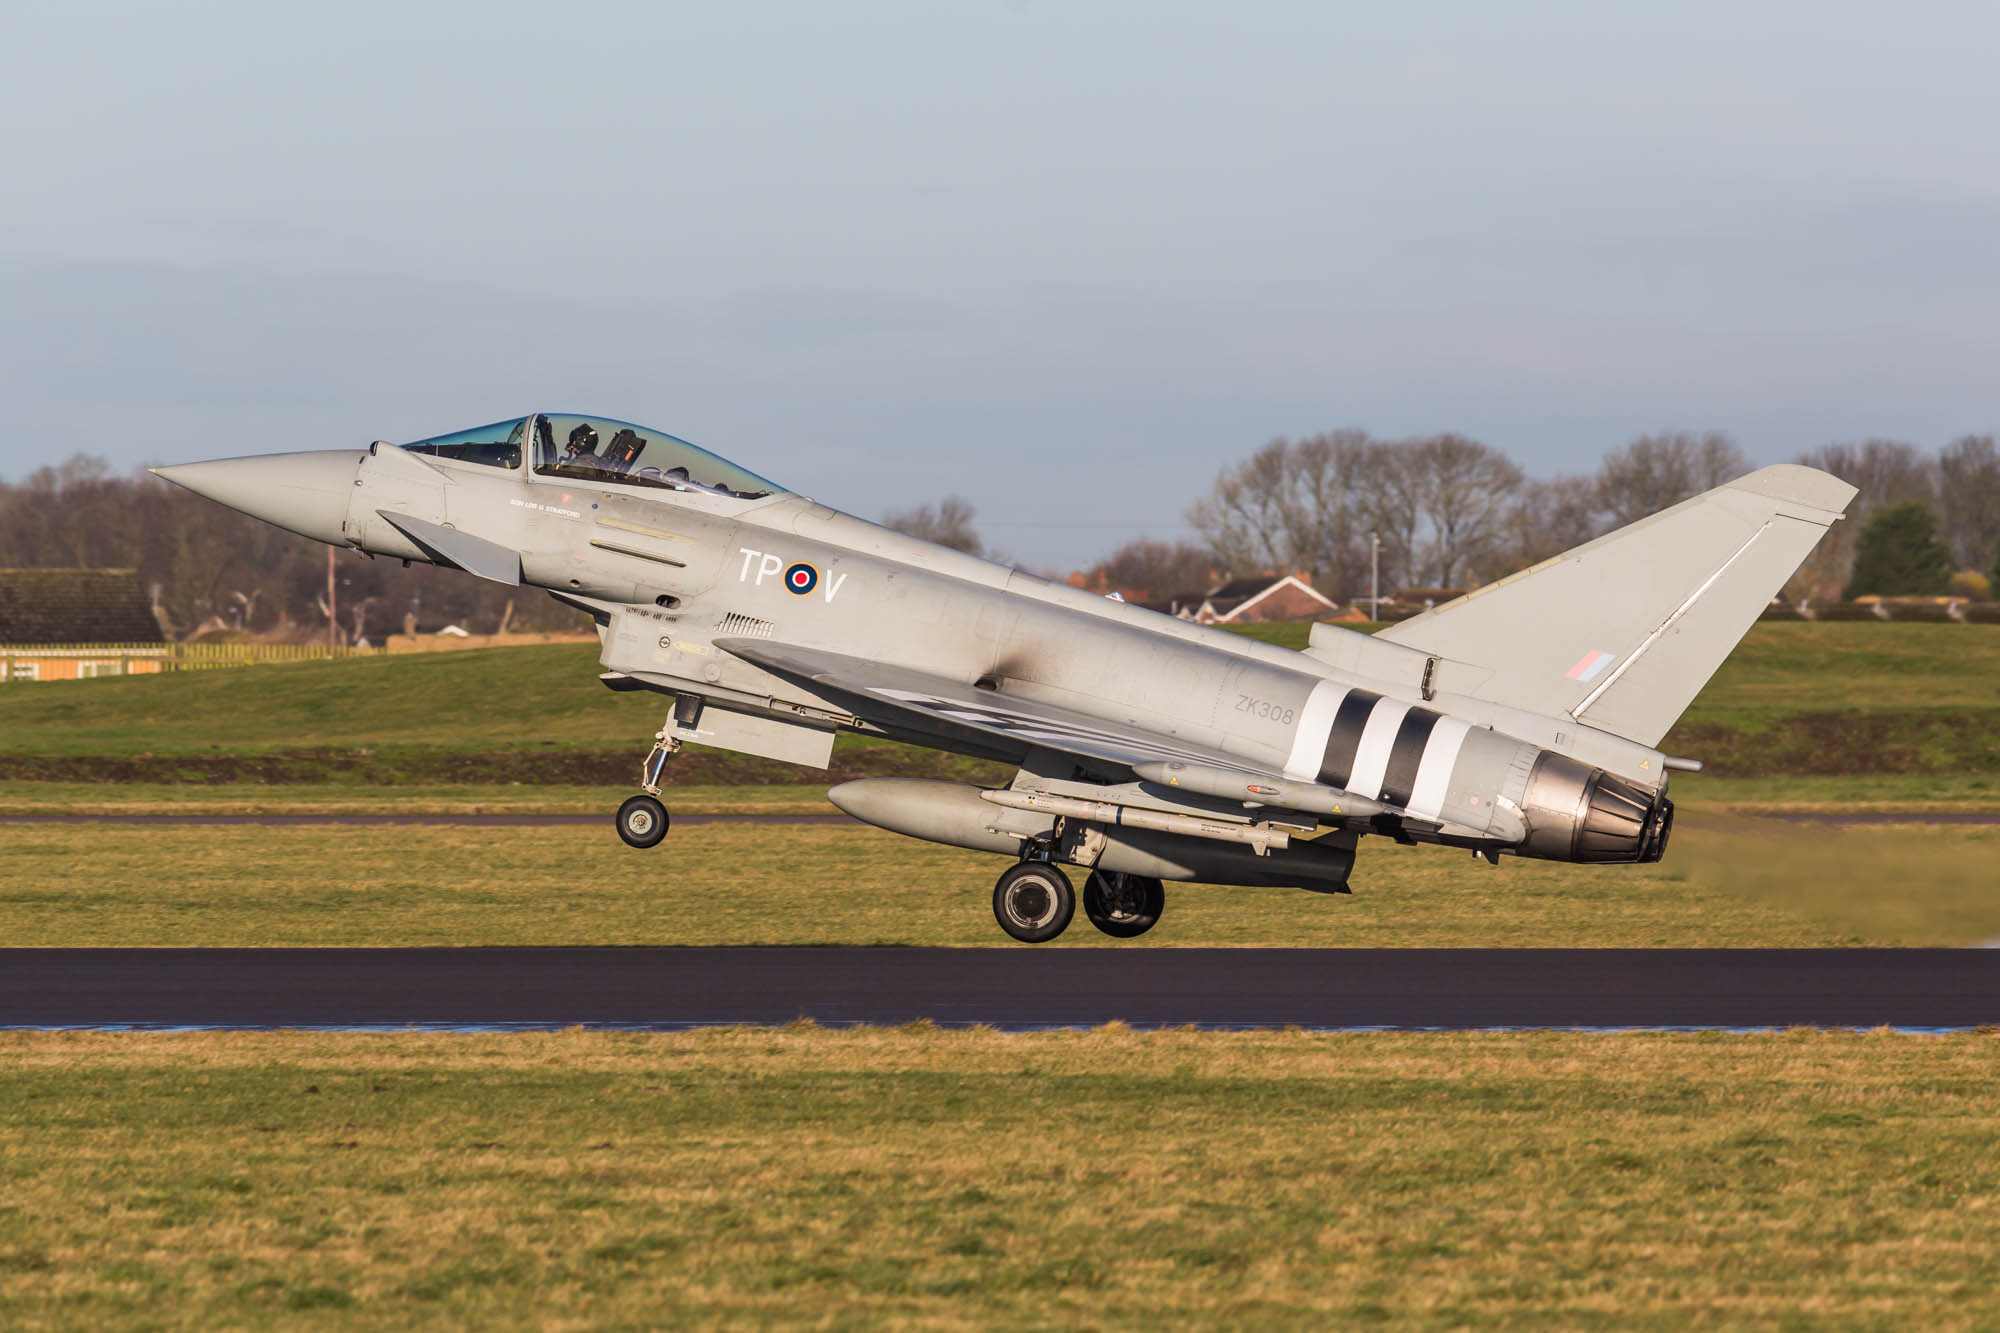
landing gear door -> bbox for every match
[600,608,837,769]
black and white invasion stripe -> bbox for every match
[1282,680,1472,819]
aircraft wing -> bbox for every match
[713,637,1452,834]
[714,637,1262,774]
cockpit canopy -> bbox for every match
[400,414,781,500]
[401,418,525,469]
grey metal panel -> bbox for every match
[670,707,835,769]
[1572,513,1833,743]
[718,637,1258,773]
[346,445,446,560]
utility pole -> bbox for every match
[1369,532,1381,623]
[326,546,338,651]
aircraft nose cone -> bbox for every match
[151,450,361,545]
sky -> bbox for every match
[3,0,1996,567]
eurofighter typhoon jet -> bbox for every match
[155,415,1854,942]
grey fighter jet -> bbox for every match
[154,415,1854,943]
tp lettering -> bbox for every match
[738,547,848,603]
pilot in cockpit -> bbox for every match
[563,423,600,464]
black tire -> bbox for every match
[615,794,669,848]
[992,862,1074,944]
[1082,871,1165,939]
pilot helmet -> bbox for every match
[566,423,599,456]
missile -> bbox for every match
[1130,760,1387,823]
[977,786,1292,854]
[827,777,1355,890]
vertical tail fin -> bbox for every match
[1377,465,1855,747]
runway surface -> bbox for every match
[6,948,1998,1030]
[3,811,1995,827]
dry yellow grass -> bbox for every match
[0,781,838,815]
[3,774,1997,815]
[1,1028,1997,1329]
[2,816,1997,946]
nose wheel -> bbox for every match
[615,711,684,848]
[616,793,670,848]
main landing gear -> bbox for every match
[1081,870,1165,939]
[615,708,685,849]
[991,862,1166,944]
[992,863,1074,943]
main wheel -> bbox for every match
[1083,871,1165,938]
[615,794,670,848]
[992,862,1075,944]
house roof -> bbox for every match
[1206,576,1278,602]
[0,569,164,645]
[1202,574,1339,622]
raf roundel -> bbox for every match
[783,561,819,596]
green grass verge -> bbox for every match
[2,1028,1996,1329]
[0,642,617,755]
[1,623,1994,772]
[1662,771,2000,811]
[2,773,1996,815]
[4,818,1996,947]
[0,782,840,815]
[1674,621,2000,713]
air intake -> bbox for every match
[717,612,776,640]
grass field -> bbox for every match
[2,771,1996,815]
[2,1028,1997,1329]
[5,817,1996,947]
[0,623,1993,787]
[0,781,838,815]
[2,626,1994,1329]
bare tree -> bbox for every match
[1791,439,1941,600]
[1596,431,1749,526]
[1406,433,1524,586]
[1355,442,1424,590]
[880,496,985,557]
[1186,438,1306,574]
[1488,476,1606,580]
[0,456,588,640]
[1284,429,1373,590]
[1184,431,1376,588]
[1191,431,1528,593]
[1937,435,2000,572]
[1797,439,1938,512]
[1087,538,1219,600]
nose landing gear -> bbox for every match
[615,706,686,849]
